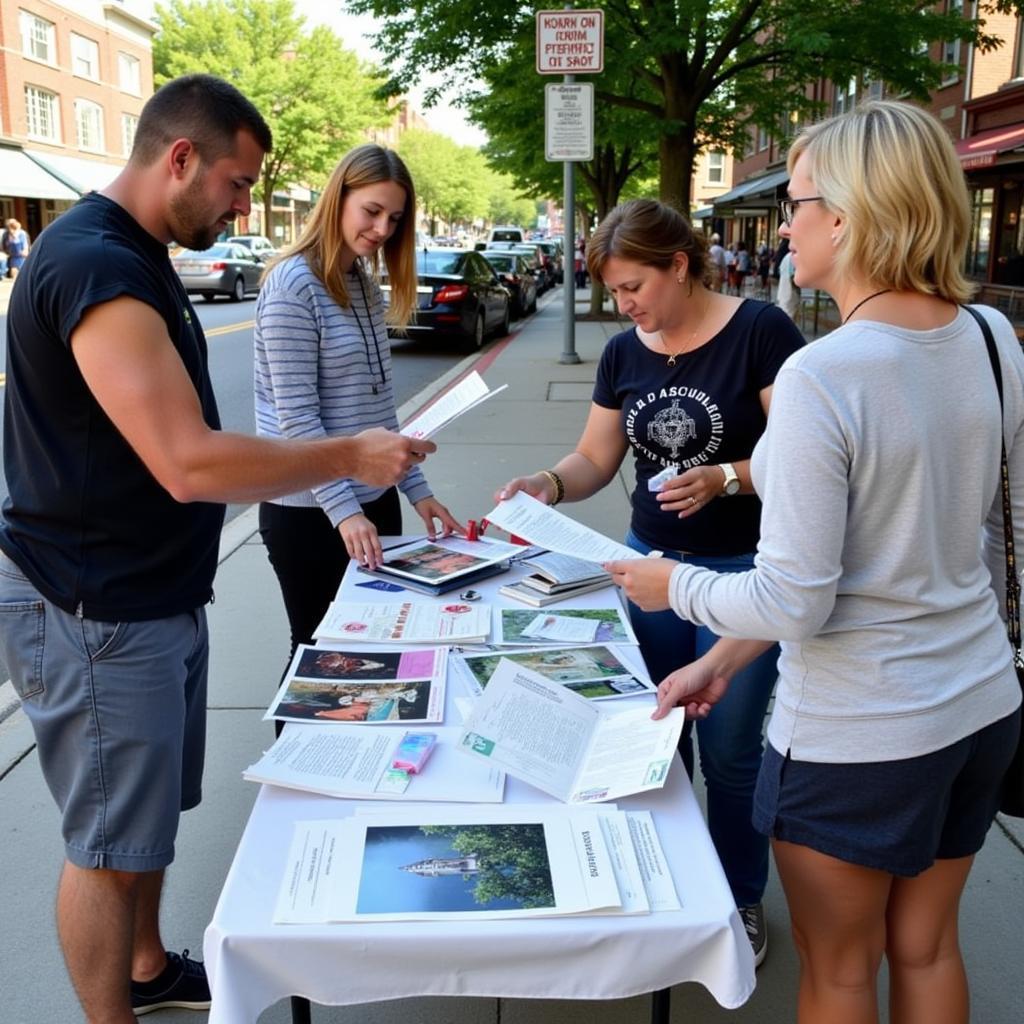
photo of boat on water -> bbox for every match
[356,823,555,914]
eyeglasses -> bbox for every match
[778,197,823,226]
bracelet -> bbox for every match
[539,469,565,506]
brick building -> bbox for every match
[0,0,155,238]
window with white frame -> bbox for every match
[19,10,56,63]
[71,33,100,81]
[757,126,769,152]
[76,99,104,151]
[941,0,963,84]
[118,52,141,94]
[25,85,60,141]
[834,77,857,115]
[121,112,139,155]
[707,151,725,184]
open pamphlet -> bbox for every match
[314,600,492,645]
[265,644,447,724]
[485,491,645,563]
[457,658,684,803]
[449,643,656,702]
[273,804,679,924]
[244,724,505,803]
[400,371,508,440]
[357,535,518,596]
[494,605,638,646]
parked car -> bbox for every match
[481,250,538,317]
[226,234,277,262]
[535,240,564,284]
[383,248,511,351]
[486,241,549,291]
[487,225,526,245]
[172,243,264,301]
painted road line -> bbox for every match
[205,319,254,338]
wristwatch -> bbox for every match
[719,463,741,496]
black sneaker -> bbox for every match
[739,903,767,968]
[131,949,211,1016]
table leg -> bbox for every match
[290,995,312,1023]
[650,986,671,1024]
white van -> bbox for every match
[487,225,526,245]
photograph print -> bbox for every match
[270,678,433,723]
[498,608,634,645]
[356,823,556,915]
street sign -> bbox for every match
[536,9,604,75]
[545,83,594,162]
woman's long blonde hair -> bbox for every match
[267,144,417,327]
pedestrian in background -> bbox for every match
[0,75,433,1024]
[495,198,804,966]
[775,236,799,321]
[607,99,1022,1024]
[1,218,30,278]
[707,232,726,292]
[255,144,462,712]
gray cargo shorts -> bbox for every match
[0,550,208,871]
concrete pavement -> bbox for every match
[1,286,1022,1023]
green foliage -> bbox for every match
[153,0,390,226]
[348,0,1024,210]
[420,824,555,909]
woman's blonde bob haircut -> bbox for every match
[266,143,417,327]
[586,199,708,287]
[788,100,973,304]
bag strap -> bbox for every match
[962,304,1022,662]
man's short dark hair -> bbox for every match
[131,74,273,167]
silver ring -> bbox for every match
[689,496,697,507]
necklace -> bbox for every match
[351,267,386,395]
[663,294,710,366]
[842,289,892,325]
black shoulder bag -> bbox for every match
[963,304,1024,818]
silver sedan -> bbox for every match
[171,243,264,302]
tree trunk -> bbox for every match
[658,131,695,214]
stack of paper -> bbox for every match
[273,805,680,924]
[315,601,492,645]
[493,605,637,646]
[243,724,505,803]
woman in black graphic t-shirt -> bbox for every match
[495,199,803,966]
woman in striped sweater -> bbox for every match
[254,144,462,674]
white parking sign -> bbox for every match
[545,84,594,162]
[536,9,604,74]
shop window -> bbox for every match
[994,182,1024,285]
[965,187,993,280]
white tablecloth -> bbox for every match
[203,543,755,1022]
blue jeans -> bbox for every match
[625,529,778,907]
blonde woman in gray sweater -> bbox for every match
[607,101,1023,1024]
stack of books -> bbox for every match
[499,551,614,607]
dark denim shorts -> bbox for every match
[753,708,1021,876]
[0,550,209,871]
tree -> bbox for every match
[153,0,390,229]
[349,0,1024,211]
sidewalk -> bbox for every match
[1,287,1022,1023]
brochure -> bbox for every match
[314,600,492,645]
[484,491,645,563]
[273,806,622,924]
[243,724,505,803]
[265,644,447,724]
[400,371,508,440]
[494,605,638,646]
[449,644,656,702]
[518,551,612,592]
[457,658,684,803]
[499,577,615,607]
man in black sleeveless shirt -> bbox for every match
[0,75,434,1022]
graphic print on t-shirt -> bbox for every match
[626,385,723,469]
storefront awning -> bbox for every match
[711,168,789,214]
[24,151,122,195]
[0,146,79,201]
[955,124,1024,170]
[690,206,714,221]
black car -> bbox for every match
[535,241,564,284]
[481,250,538,318]
[385,249,511,351]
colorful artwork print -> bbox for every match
[356,823,555,914]
[274,679,431,722]
[464,645,635,688]
[384,543,489,581]
[293,649,404,681]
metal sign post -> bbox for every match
[537,8,604,364]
